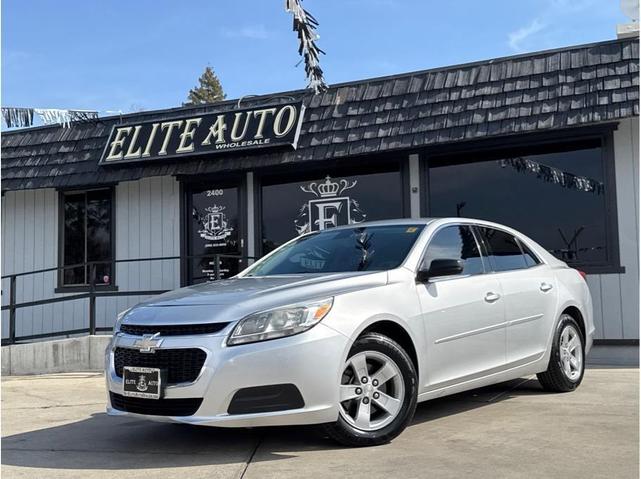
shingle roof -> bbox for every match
[2,37,639,192]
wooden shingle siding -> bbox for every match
[1,38,638,193]
[1,176,181,339]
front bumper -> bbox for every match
[105,323,350,427]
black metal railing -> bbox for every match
[1,254,255,345]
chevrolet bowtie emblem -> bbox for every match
[133,332,163,353]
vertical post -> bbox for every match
[214,255,221,281]
[408,153,421,219]
[9,275,16,344]
[89,264,96,335]
[246,172,255,265]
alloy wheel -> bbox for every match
[338,350,405,432]
[559,324,583,381]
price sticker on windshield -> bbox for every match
[406,227,418,233]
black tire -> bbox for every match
[323,332,418,447]
[537,314,585,392]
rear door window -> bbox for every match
[476,227,528,272]
[422,225,485,276]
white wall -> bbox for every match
[1,176,181,340]
[1,188,73,339]
[587,117,639,341]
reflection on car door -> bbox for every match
[475,227,559,366]
[415,225,506,390]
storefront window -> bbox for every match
[261,169,404,254]
[428,140,611,267]
[188,186,241,283]
[61,189,113,286]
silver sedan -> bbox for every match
[106,218,594,446]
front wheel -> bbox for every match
[323,333,418,447]
[537,314,585,392]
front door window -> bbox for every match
[188,186,241,283]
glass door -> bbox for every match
[187,183,244,284]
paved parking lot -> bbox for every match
[1,368,638,479]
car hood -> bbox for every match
[121,271,388,326]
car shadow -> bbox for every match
[1,377,544,470]
[409,376,545,426]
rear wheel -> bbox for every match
[537,314,585,392]
[323,333,417,447]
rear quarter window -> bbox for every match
[517,239,542,267]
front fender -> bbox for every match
[321,279,426,388]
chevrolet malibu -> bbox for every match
[106,218,593,446]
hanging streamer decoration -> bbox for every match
[499,157,604,195]
[1,107,34,128]
[34,108,73,128]
[285,0,327,94]
[1,107,99,129]
[68,110,100,122]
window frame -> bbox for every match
[56,187,117,292]
[421,125,623,274]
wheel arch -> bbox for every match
[561,305,586,342]
[359,320,420,377]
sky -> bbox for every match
[1,0,631,118]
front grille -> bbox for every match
[110,392,202,416]
[114,347,206,384]
[120,322,230,336]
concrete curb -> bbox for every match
[1,335,111,376]
[1,336,636,376]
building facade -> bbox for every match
[2,37,639,363]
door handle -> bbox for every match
[485,292,501,303]
[540,282,553,292]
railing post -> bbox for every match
[9,275,16,344]
[89,264,96,335]
[214,255,220,281]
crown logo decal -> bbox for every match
[318,176,340,197]
[193,204,234,242]
[301,175,357,198]
[204,205,226,214]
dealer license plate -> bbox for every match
[123,366,163,399]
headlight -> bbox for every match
[227,298,333,346]
[113,308,131,333]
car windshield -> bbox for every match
[245,224,425,276]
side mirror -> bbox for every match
[416,258,464,282]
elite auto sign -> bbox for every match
[99,101,305,165]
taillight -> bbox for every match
[575,269,587,281]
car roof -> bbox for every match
[321,218,438,231]
[313,217,525,234]
[315,217,512,232]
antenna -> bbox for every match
[621,0,639,22]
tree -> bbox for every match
[184,67,226,105]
